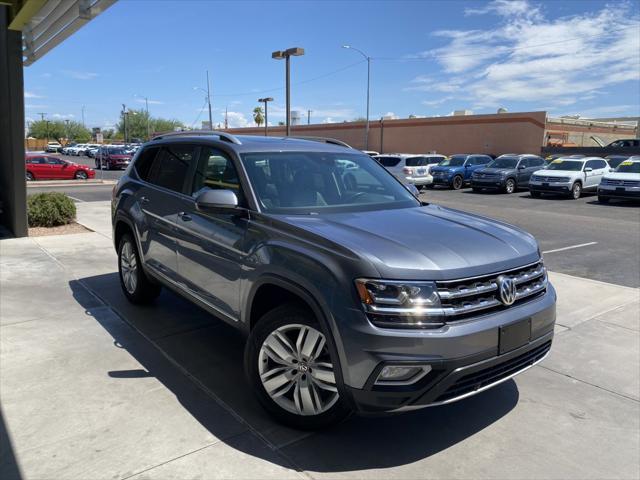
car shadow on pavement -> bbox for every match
[0,406,22,480]
[70,274,519,473]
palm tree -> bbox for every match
[253,106,264,127]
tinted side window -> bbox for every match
[377,157,401,167]
[147,145,196,193]
[529,157,545,167]
[135,147,160,181]
[191,148,243,202]
[585,160,599,170]
[593,160,607,169]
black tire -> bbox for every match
[118,233,161,304]
[75,170,88,180]
[26,172,34,181]
[504,178,516,194]
[530,191,541,198]
[245,303,352,430]
[598,196,609,203]
[569,182,582,200]
[451,175,463,190]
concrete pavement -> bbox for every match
[0,201,638,479]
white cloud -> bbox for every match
[225,111,251,128]
[24,91,43,98]
[51,113,75,119]
[422,96,455,107]
[408,1,640,112]
[381,112,399,119]
[24,104,48,109]
[63,70,98,80]
[135,98,163,105]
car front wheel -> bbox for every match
[245,304,351,430]
[504,178,516,194]
[451,175,463,190]
[569,182,582,199]
[26,172,34,181]
[75,170,88,180]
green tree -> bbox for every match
[28,120,91,142]
[116,109,185,141]
[103,129,115,139]
[253,106,264,127]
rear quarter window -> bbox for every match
[134,147,160,181]
[377,157,401,167]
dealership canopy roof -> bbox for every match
[3,0,115,65]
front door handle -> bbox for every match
[178,212,192,221]
[139,195,149,204]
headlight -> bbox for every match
[355,279,444,329]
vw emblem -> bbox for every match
[497,275,517,306]
[297,363,309,373]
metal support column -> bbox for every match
[0,6,28,237]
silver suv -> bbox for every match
[112,132,556,429]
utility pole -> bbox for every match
[64,119,70,142]
[258,97,273,136]
[121,104,128,144]
[45,120,50,144]
[342,45,371,150]
[206,70,213,130]
[144,97,150,140]
[37,112,46,122]
[307,109,312,125]
[81,105,86,128]
[224,107,228,130]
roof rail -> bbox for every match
[288,136,353,149]
[151,130,242,145]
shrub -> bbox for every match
[27,192,76,227]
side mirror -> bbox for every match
[518,164,526,170]
[609,168,615,172]
[195,189,239,213]
[584,167,593,173]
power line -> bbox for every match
[191,98,210,129]
[213,59,366,97]
[374,24,640,61]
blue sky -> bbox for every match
[23,0,640,130]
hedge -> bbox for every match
[27,192,76,227]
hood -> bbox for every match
[274,205,539,281]
[430,165,463,174]
[533,169,577,177]
[603,172,640,181]
[475,167,515,175]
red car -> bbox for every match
[95,146,132,170]
[25,154,96,181]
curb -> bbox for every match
[27,180,117,187]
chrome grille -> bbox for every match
[531,175,570,183]
[601,179,640,187]
[436,261,547,320]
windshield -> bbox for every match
[438,155,466,167]
[546,159,583,171]
[488,157,518,169]
[240,152,419,214]
[616,161,640,173]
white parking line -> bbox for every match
[543,242,598,254]
[67,196,85,203]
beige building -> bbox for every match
[227,111,637,156]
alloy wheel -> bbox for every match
[258,324,339,416]
[120,241,138,294]
[76,171,88,180]
[572,183,581,199]
[505,179,515,194]
[452,176,463,190]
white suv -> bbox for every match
[529,157,610,199]
[374,154,447,189]
[598,158,640,203]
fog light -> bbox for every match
[375,365,432,386]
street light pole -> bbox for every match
[272,47,305,136]
[342,45,371,150]
[258,97,273,136]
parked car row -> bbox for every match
[375,151,639,203]
[25,153,95,181]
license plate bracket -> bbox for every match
[499,318,531,354]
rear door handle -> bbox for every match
[178,212,192,221]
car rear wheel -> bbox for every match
[451,175,463,190]
[75,170,88,180]
[504,179,516,194]
[26,172,34,181]
[569,182,582,199]
[245,303,351,430]
[118,233,161,304]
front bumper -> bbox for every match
[598,185,640,199]
[431,175,453,186]
[471,178,505,189]
[529,181,571,194]
[335,283,556,413]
